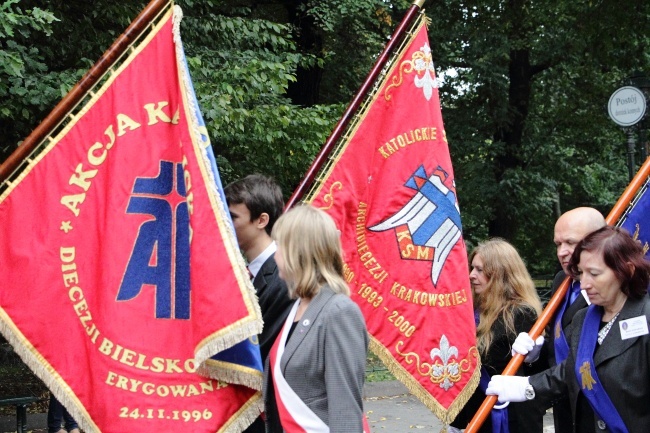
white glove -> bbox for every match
[511,332,544,363]
[485,375,530,403]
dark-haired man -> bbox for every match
[225,174,293,433]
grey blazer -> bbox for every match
[530,294,650,433]
[263,285,369,433]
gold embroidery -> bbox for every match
[320,181,342,210]
[579,361,597,390]
[395,339,479,390]
[632,223,649,255]
[383,60,410,100]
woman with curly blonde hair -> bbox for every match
[451,238,545,433]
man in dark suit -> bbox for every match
[225,174,293,433]
[513,206,605,432]
[547,207,606,432]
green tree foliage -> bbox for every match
[0,0,395,196]
[0,0,143,161]
[1,0,648,273]
[176,0,396,193]
[0,0,59,157]
[177,1,338,193]
[428,0,649,272]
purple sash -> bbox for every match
[475,312,509,433]
[554,281,580,363]
[575,305,629,433]
[478,367,509,433]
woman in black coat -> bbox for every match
[487,226,650,433]
[450,238,545,433]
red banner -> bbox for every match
[0,7,262,433]
[307,16,479,424]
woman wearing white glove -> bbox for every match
[450,239,545,433]
[487,226,650,433]
[511,331,545,363]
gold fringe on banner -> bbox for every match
[219,392,264,433]
[0,306,99,432]
[172,4,263,389]
[305,10,481,427]
[370,338,481,426]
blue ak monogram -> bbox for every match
[117,160,191,319]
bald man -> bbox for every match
[554,207,607,278]
[513,207,606,432]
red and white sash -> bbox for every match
[269,300,329,433]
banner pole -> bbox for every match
[606,157,650,224]
[0,0,171,183]
[465,155,650,432]
[284,0,426,210]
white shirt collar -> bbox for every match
[248,241,277,278]
[573,278,591,305]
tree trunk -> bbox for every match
[488,0,533,241]
[285,1,323,106]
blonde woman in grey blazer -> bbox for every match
[263,205,369,433]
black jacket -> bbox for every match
[530,295,650,433]
[253,253,293,363]
[244,254,293,433]
[546,271,589,432]
[451,307,545,433]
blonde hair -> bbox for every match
[272,205,350,299]
[470,238,542,356]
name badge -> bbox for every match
[619,316,649,340]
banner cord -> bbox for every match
[305,11,429,201]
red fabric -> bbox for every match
[268,325,309,433]
[307,20,479,418]
[363,414,371,432]
[0,10,258,433]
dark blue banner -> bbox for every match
[619,179,650,259]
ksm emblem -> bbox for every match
[369,165,462,286]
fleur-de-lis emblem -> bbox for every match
[413,43,437,101]
[395,338,477,392]
[384,43,440,101]
[430,335,460,390]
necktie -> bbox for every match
[569,281,581,304]
[247,267,254,281]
